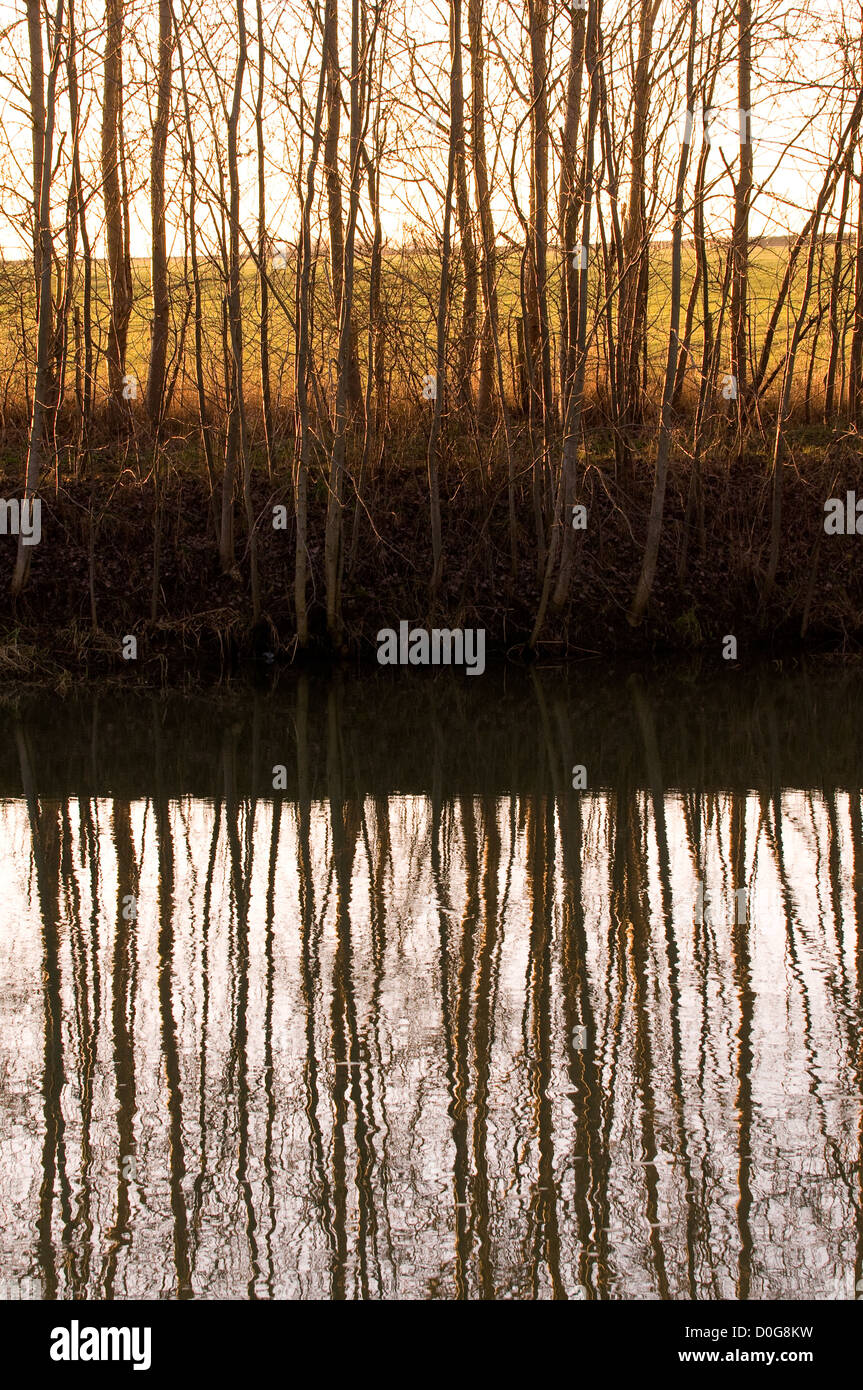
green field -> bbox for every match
[0,238,843,419]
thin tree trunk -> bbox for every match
[526,0,553,426]
[255,0,274,474]
[468,0,516,568]
[25,0,46,300]
[629,0,697,626]
[294,17,330,647]
[529,0,600,642]
[730,0,752,426]
[174,0,218,538]
[825,151,852,420]
[850,143,863,425]
[451,0,477,412]
[549,0,600,611]
[12,0,65,597]
[558,0,586,404]
[427,0,460,594]
[220,4,249,573]
[145,0,173,425]
[66,0,93,442]
[324,0,362,415]
[468,0,494,416]
[617,0,659,464]
[324,0,365,641]
[102,0,132,409]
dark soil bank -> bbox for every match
[2,438,863,682]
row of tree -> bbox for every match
[3,0,863,641]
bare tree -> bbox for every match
[255,0,274,473]
[294,4,330,647]
[451,0,477,410]
[12,0,65,596]
[145,0,174,425]
[102,0,133,410]
[730,0,753,424]
[629,0,698,625]
[617,0,660,471]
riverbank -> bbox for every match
[2,428,862,684]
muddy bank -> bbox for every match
[1,439,862,683]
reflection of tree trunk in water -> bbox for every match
[619,786,669,1298]
[355,786,396,1275]
[326,680,376,1297]
[681,784,723,1295]
[546,686,609,1297]
[848,794,863,1295]
[365,794,391,979]
[429,779,463,1277]
[61,799,99,1295]
[190,792,221,1258]
[222,732,262,1295]
[153,714,191,1296]
[629,677,697,1296]
[473,798,503,1299]
[102,800,139,1297]
[600,791,628,1273]
[261,794,282,1296]
[449,795,480,1297]
[804,788,852,1047]
[294,675,337,1269]
[15,725,71,1297]
[729,791,753,1299]
[327,702,351,1299]
[825,793,852,1012]
[763,786,829,1148]
[524,796,564,1298]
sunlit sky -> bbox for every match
[0,0,857,261]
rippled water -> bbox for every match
[1,666,861,1300]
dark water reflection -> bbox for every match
[1,664,862,1300]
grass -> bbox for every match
[0,237,847,427]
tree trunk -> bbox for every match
[25,0,46,300]
[617,0,659,460]
[825,152,852,421]
[255,0,274,474]
[174,1,218,538]
[294,15,330,646]
[451,0,477,411]
[220,0,251,594]
[629,0,697,626]
[325,0,366,640]
[468,0,516,567]
[850,145,863,425]
[526,0,553,426]
[468,0,495,417]
[730,0,752,425]
[426,0,460,594]
[12,0,65,597]
[558,0,586,405]
[529,0,600,641]
[145,0,173,426]
[324,0,362,416]
[102,0,132,410]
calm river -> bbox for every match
[1,664,861,1299]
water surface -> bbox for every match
[1,665,861,1300]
